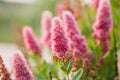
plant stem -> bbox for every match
[96,52,105,69]
[113,26,118,77]
[66,70,72,80]
[66,74,70,80]
[49,72,52,80]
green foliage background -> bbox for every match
[0,0,59,42]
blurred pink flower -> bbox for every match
[12,51,34,80]
[23,26,41,54]
[41,11,52,48]
[85,52,94,62]
[51,17,69,58]
[62,11,88,55]
[0,56,11,80]
[92,0,100,9]
[56,3,64,17]
[93,0,113,53]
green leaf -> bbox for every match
[60,66,67,73]
[35,74,45,80]
[72,69,83,80]
[60,61,72,74]
[66,62,72,74]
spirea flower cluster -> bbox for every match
[92,0,113,53]
[1,0,115,79]
[62,11,88,57]
[0,56,11,80]
[12,51,34,80]
[41,11,53,48]
[23,26,41,55]
[49,11,89,62]
[92,0,100,9]
[51,17,70,58]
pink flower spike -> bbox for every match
[85,52,94,62]
[0,56,11,80]
[92,0,100,9]
[62,11,88,55]
[41,11,52,48]
[93,0,113,53]
[12,50,34,80]
[56,3,64,17]
[102,39,109,53]
[51,17,69,58]
[95,0,113,30]
[23,26,41,55]
[62,11,80,36]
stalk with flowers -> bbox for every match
[1,0,120,80]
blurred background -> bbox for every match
[0,0,60,43]
[0,0,92,42]
[0,0,93,71]
[0,0,119,79]
[0,0,61,71]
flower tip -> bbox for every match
[23,26,32,34]
[62,11,73,18]
[91,0,100,9]
[41,11,52,48]
[12,50,23,58]
[56,3,64,16]
[23,26,41,54]
[12,50,25,66]
[12,50,34,80]
[42,11,52,17]
[51,17,70,60]
[93,0,112,53]
[52,17,63,30]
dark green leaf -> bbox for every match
[66,62,72,74]
[60,67,67,73]
[72,69,83,80]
